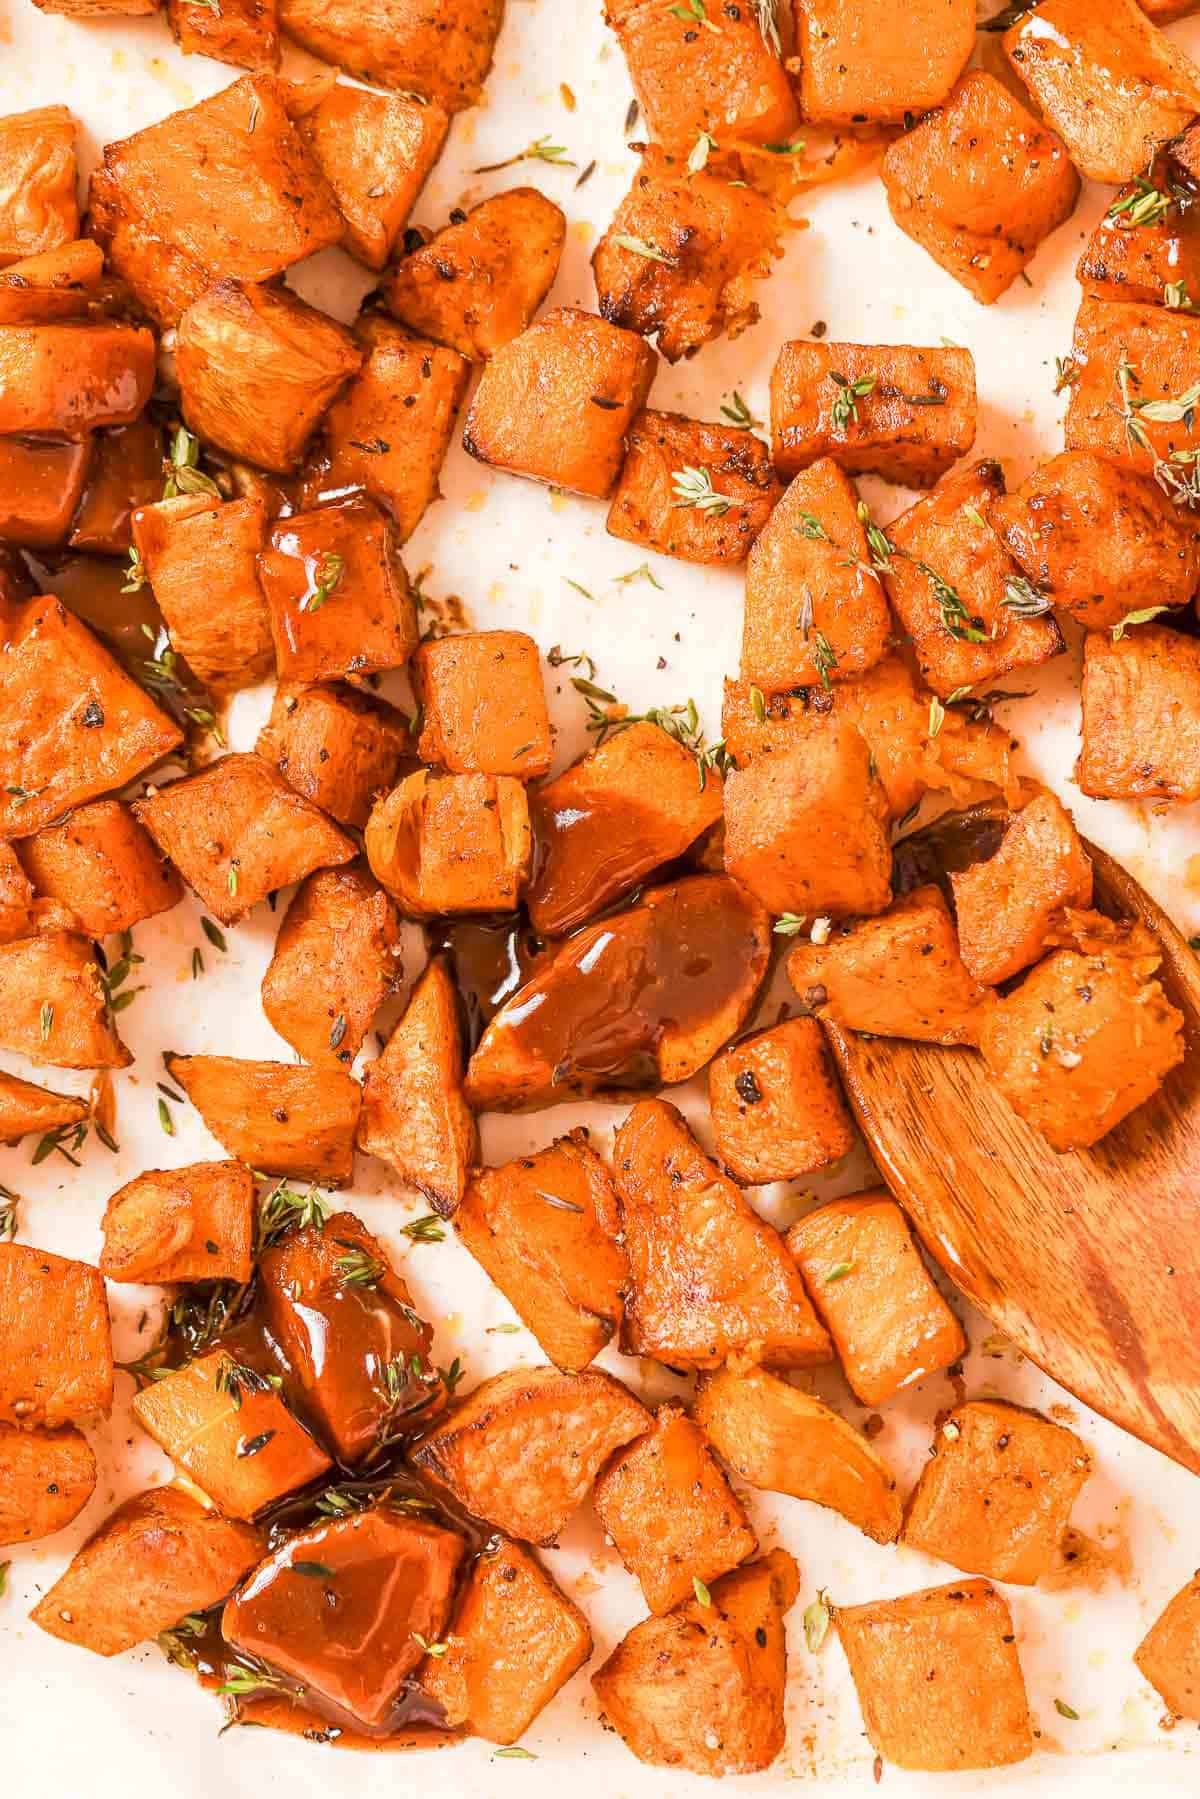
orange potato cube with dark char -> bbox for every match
[594,1403,757,1615]
[165,1053,362,1184]
[0,1243,112,1427]
[357,957,477,1215]
[299,314,470,544]
[883,462,1065,697]
[413,1365,650,1545]
[167,0,279,71]
[770,341,976,487]
[455,1129,625,1370]
[1135,1573,1200,1720]
[950,791,1093,986]
[0,932,130,1069]
[0,322,155,437]
[1077,624,1200,801]
[792,0,974,125]
[611,1098,832,1369]
[836,1579,1033,1771]
[31,1487,262,1657]
[605,0,799,148]
[296,84,448,271]
[593,144,782,364]
[1079,159,1200,307]
[421,1537,592,1744]
[257,497,416,685]
[0,438,91,549]
[69,420,163,557]
[0,106,78,266]
[365,769,531,917]
[592,1549,799,1776]
[0,1422,95,1546]
[607,409,780,565]
[1065,299,1200,475]
[742,459,892,694]
[708,1019,855,1185]
[133,753,356,926]
[132,495,274,695]
[787,1191,967,1406]
[463,307,658,499]
[262,864,400,1069]
[100,1161,256,1284]
[385,188,565,361]
[277,0,504,111]
[16,799,182,939]
[414,630,551,778]
[0,1068,89,1142]
[256,680,411,828]
[0,240,103,328]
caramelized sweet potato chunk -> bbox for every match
[1135,1573,1200,1720]
[100,1161,256,1285]
[593,1550,799,1776]
[278,0,504,111]
[262,864,400,1069]
[607,409,780,565]
[297,84,448,271]
[16,799,182,938]
[132,495,273,695]
[256,680,410,828]
[950,792,1093,986]
[1077,624,1200,801]
[0,437,91,549]
[258,497,416,684]
[0,321,154,437]
[32,0,158,18]
[792,0,973,125]
[1079,158,1200,308]
[0,242,102,327]
[414,630,552,777]
[0,106,78,266]
[0,1243,112,1427]
[0,932,130,1069]
[708,1019,855,1185]
[365,769,530,917]
[167,0,279,71]
[456,1131,624,1369]
[69,420,163,558]
[166,1053,362,1183]
[787,1192,966,1405]
[414,1366,649,1544]
[605,0,799,148]
[1065,298,1200,475]
[31,1487,262,1657]
[463,307,658,499]
[0,1068,88,1142]
[422,1538,592,1744]
[0,1422,95,1546]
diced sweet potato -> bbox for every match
[465,876,770,1111]
[132,495,273,695]
[31,1487,262,1657]
[0,1422,95,1546]
[177,279,362,474]
[787,1191,967,1405]
[770,340,976,487]
[788,885,986,1046]
[1077,624,1200,800]
[1079,158,1200,308]
[883,461,1064,696]
[708,1019,854,1185]
[167,0,279,70]
[165,1053,362,1183]
[262,864,399,1069]
[0,1242,112,1427]
[39,552,163,672]
[365,769,531,917]
[414,1366,649,1545]
[455,1130,625,1370]
[1142,0,1200,16]
[0,106,78,266]
[593,144,782,363]
[0,241,102,327]
[0,841,34,942]
[1004,0,1200,185]
[0,321,155,437]
[33,0,157,16]
[297,84,448,271]
[133,754,355,926]
[99,1161,256,1284]
[605,0,799,148]
[993,451,1200,630]
[255,680,411,828]
[0,931,130,1069]
[463,307,658,499]
[882,72,1079,304]
[0,437,92,549]
[412,630,551,779]
[694,1365,902,1543]
[611,1098,831,1369]
[792,0,973,125]
[134,1349,331,1519]
[299,313,470,543]
[1064,297,1200,475]
[422,1537,592,1744]
[0,1069,89,1142]
[607,409,780,565]
[593,1550,799,1776]
[357,957,477,1214]
[15,799,182,939]
[1135,1573,1200,1720]
[278,0,504,110]
[837,1579,1033,1770]
[903,1400,1092,1585]
[69,421,163,558]
[950,792,1093,986]
[724,725,892,918]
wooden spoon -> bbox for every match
[822,809,1200,1474]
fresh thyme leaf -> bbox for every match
[122,545,147,592]
[1002,576,1054,618]
[754,0,780,52]
[720,391,757,429]
[688,130,717,173]
[1165,279,1197,311]
[0,1191,19,1242]
[31,1120,89,1167]
[611,232,673,265]
[796,510,832,543]
[292,1561,337,1579]
[474,135,576,173]
[917,560,988,643]
[670,0,718,28]
[825,1262,854,1282]
[671,464,732,516]
[439,1356,466,1395]
[1107,177,1173,229]
[533,1188,584,1214]
[773,913,807,936]
[803,1591,831,1652]
[299,552,344,613]
[214,1357,277,1410]
[547,645,597,678]
[962,503,988,530]
[399,1214,446,1243]
[750,684,767,722]
[1054,355,1079,394]
[1111,604,1171,641]
[329,1013,348,1051]
[334,1244,386,1287]
[39,1001,53,1043]
[614,562,664,590]
[227,860,239,898]
[855,501,895,574]
[202,917,228,952]
[828,370,876,431]
[928,696,946,740]
[575,158,597,190]
[1054,1699,1080,1721]
[258,1180,332,1248]
[413,1631,449,1656]
[158,1097,175,1136]
[237,1429,275,1458]
[811,630,838,691]
[217,1667,296,1699]
[692,1575,712,1606]
[494,1748,538,1760]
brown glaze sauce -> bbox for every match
[891,801,1012,902]
[432,913,552,1051]
[527,784,691,937]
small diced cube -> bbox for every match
[69,420,163,556]
[0,107,78,265]
[166,1053,362,1183]
[1077,624,1200,800]
[132,494,273,694]
[100,1161,256,1285]
[605,0,799,148]
[787,1191,966,1405]
[0,437,91,548]
[0,321,156,436]
[1065,297,1200,474]
[0,1243,113,1427]
[950,791,1093,986]
[882,72,1079,303]
[297,83,448,271]
[255,680,411,828]
[0,1069,88,1143]
[792,0,974,124]
[414,630,550,778]
[607,409,780,565]
[770,340,976,486]
[276,0,504,112]
[0,237,102,324]
[836,1580,1033,1771]
[365,768,531,916]
[167,0,279,70]
[463,307,658,499]
[0,1422,95,1546]
[33,0,161,19]
[1079,158,1200,307]
[708,1019,854,1185]
[262,863,400,1068]
[0,931,130,1069]
[15,798,182,938]
[1135,1573,1200,1721]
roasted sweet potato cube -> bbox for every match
[32,0,157,16]
[1065,298,1200,475]
[611,1099,831,1369]
[422,1537,592,1744]
[165,1053,362,1183]
[592,1549,799,1776]
[607,409,780,565]
[0,241,102,327]
[257,497,416,684]
[0,106,78,266]
[0,841,34,943]
[365,769,531,917]
[132,495,273,695]
[0,1068,89,1142]
[0,1243,112,1427]
[463,307,658,499]
[605,0,799,148]
[99,1161,256,1285]
[708,1019,854,1185]
[262,864,400,1069]
[1078,624,1200,800]
[278,0,503,111]
[88,75,343,328]
[16,799,182,939]
[950,792,1093,986]
[792,0,973,125]
[69,421,163,558]
[883,462,1064,696]
[31,1487,262,1657]
[0,438,91,549]
[299,314,470,543]
[167,0,279,70]
[40,551,165,672]
[594,1403,756,1614]
[787,1191,967,1405]
[770,341,976,487]
[357,957,477,1214]
[0,932,129,1069]
[413,631,551,778]
[1143,0,1200,16]
[0,1422,95,1546]
[0,322,155,437]
[134,1349,331,1518]
[133,754,356,926]
[1004,0,1200,185]
[256,680,411,828]
[593,145,782,364]
[1135,1574,1200,1720]
[177,279,362,475]
[724,726,892,918]
[1079,159,1200,307]
[297,84,448,271]
[455,1130,625,1369]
